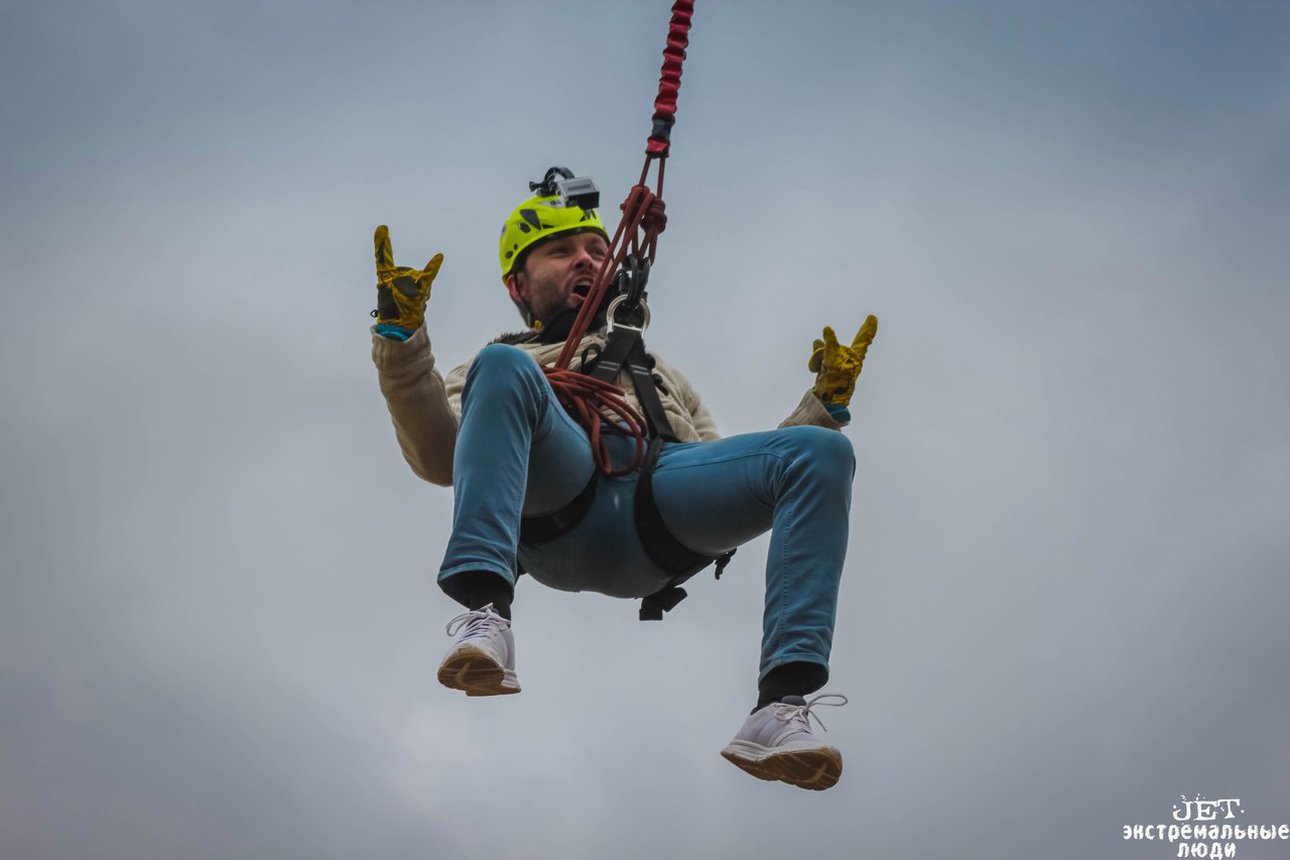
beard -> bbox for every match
[535,289,614,343]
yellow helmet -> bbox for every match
[498,193,608,285]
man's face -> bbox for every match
[508,231,610,325]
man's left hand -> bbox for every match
[809,316,878,417]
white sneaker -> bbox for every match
[720,693,848,790]
[436,604,520,696]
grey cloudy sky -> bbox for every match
[3,1,1289,858]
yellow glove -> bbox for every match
[809,316,878,419]
[372,225,443,335]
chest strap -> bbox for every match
[588,321,678,442]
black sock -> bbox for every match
[441,570,513,621]
[754,661,829,712]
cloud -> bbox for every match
[3,2,1289,858]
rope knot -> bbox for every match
[618,185,667,239]
[642,196,668,235]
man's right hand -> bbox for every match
[372,225,443,334]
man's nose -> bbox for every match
[571,246,596,269]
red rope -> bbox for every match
[541,365,649,478]
[541,0,694,475]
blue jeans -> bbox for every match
[439,343,856,683]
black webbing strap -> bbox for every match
[590,325,679,442]
[518,469,598,544]
[636,437,736,620]
[588,321,639,384]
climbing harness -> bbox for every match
[518,0,734,620]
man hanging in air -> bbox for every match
[369,169,877,790]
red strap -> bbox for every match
[647,0,694,158]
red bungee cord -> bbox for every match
[541,0,694,477]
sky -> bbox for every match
[2,1,1289,858]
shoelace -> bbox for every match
[445,604,509,638]
[772,693,849,733]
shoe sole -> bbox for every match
[437,644,520,696]
[720,741,842,791]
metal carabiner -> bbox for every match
[613,254,651,310]
[606,294,651,334]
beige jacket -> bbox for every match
[372,324,843,486]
